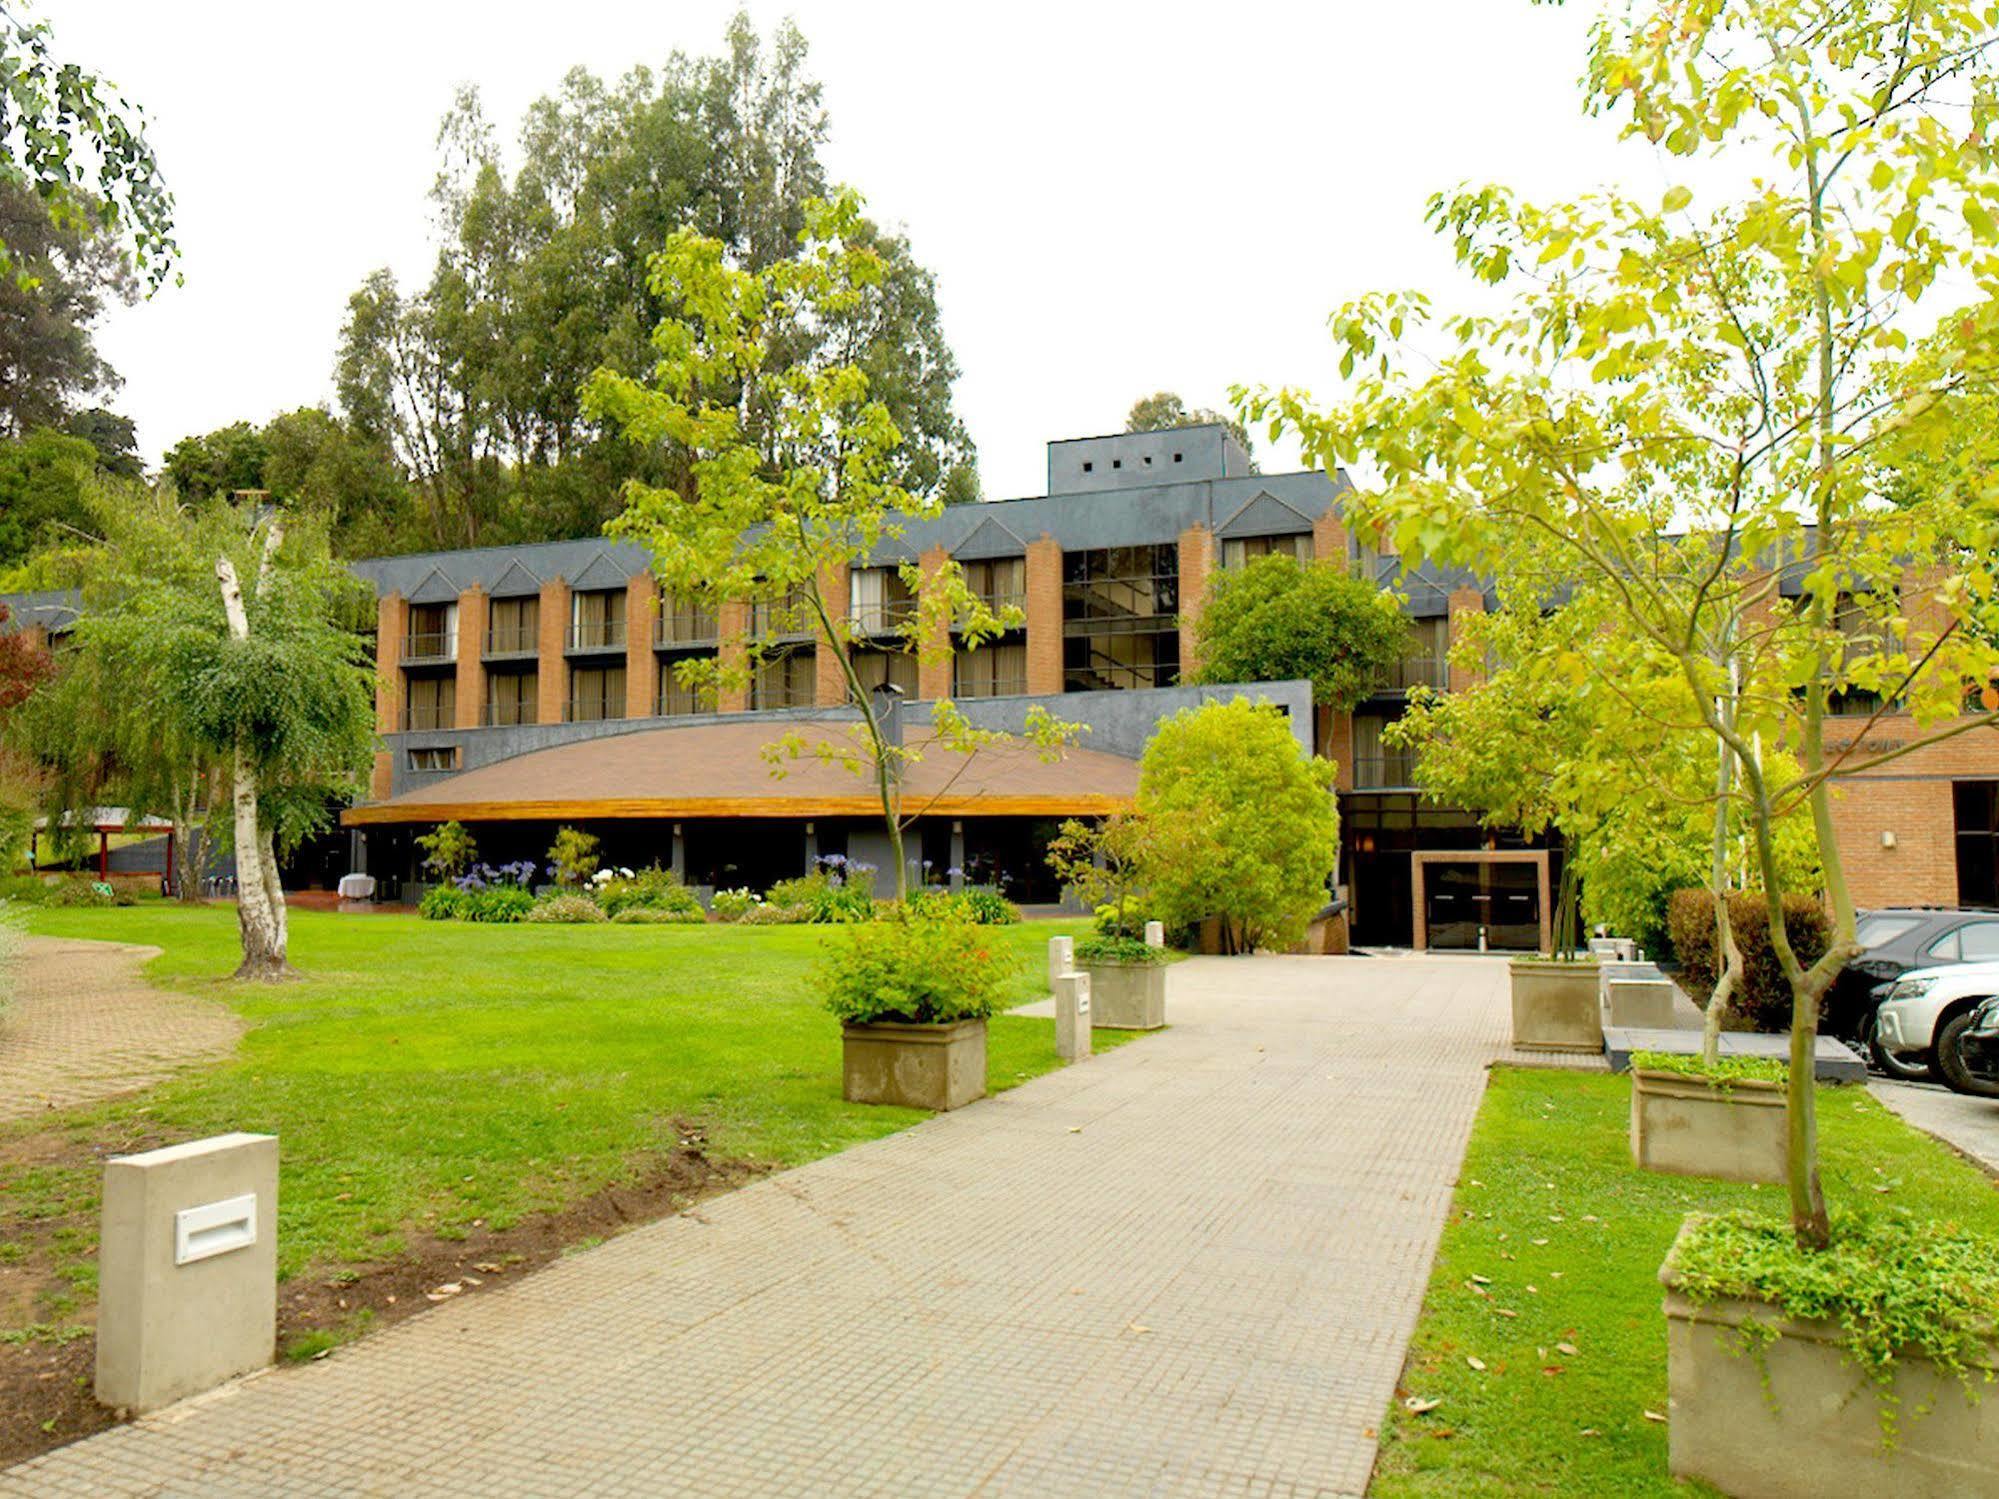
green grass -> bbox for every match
[2,905,1114,1332]
[1371,1067,1999,1497]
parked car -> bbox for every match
[1952,996,1999,1090]
[1871,961,1999,1095]
[1825,908,1999,1079]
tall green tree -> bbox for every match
[1247,0,1999,1248]
[0,181,135,435]
[1190,553,1409,709]
[586,190,1066,900]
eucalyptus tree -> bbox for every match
[1244,0,1999,1247]
[586,190,1069,900]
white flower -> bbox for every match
[591,868,613,884]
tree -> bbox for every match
[1127,391,1254,464]
[417,820,477,882]
[585,189,1070,900]
[1246,0,1999,1248]
[163,421,270,502]
[20,485,375,966]
[0,427,97,564]
[335,13,972,550]
[1134,698,1337,953]
[1191,553,1410,709]
[0,181,135,435]
[162,409,412,556]
[62,407,138,476]
[1045,811,1163,936]
[0,7,176,292]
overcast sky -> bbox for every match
[51,0,1663,501]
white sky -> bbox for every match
[51,0,1666,502]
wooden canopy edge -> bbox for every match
[342,794,1130,826]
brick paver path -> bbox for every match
[0,937,240,1123]
[4,954,1524,1498]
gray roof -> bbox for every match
[0,589,81,633]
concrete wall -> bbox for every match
[1046,425,1252,494]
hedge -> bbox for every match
[1666,888,1832,1032]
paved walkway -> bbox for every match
[1871,1078,1999,1174]
[0,937,241,1123]
[3,954,1523,1498]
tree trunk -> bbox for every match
[218,545,294,980]
[1701,671,1743,1068]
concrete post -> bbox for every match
[1047,934,1074,993]
[95,1132,278,1414]
[949,819,965,891]
[1144,920,1165,949]
[670,823,685,881]
[1055,969,1092,1061]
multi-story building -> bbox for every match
[8,423,1995,942]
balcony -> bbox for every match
[404,704,456,731]
[957,591,1027,630]
[1350,753,1420,790]
[484,624,539,658]
[655,608,719,648]
[402,630,455,665]
[566,699,627,724]
[481,702,539,727]
[751,598,815,639]
[655,682,715,717]
[1378,656,1448,694]
[566,620,627,653]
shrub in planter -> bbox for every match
[610,905,705,925]
[525,893,607,924]
[1628,1051,1788,1184]
[1075,933,1169,1030]
[710,887,759,921]
[1661,1210,1999,1496]
[822,913,1004,1111]
[1668,888,1831,1032]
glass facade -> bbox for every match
[1062,545,1179,691]
[1221,533,1309,568]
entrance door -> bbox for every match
[1423,860,1542,950]
[1958,781,1999,907]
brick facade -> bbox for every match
[917,546,953,701]
[717,600,750,714]
[1312,511,1349,569]
[1025,535,1064,696]
[1826,718,1996,909]
[624,575,656,720]
[453,587,486,731]
[1446,587,1485,695]
[1177,525,1214,681]
[814,562,851,708]
[536,579,570,725]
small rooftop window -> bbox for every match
[1082,461,1093,473]
[1173,452,1183,463]
[1112,459,1122,470]
[1143,455,1152,465]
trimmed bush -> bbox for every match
[819,911,1006,1025]
[419,885,465,921]
[525,893,607,924]
[462,886,534,923]
[767,868,875,923]
[610,905,705,925]
[1667,888,1833,1032]
[598,865,702,919]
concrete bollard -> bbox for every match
[96,1132,278,1413]
[1055,969,1092,1061]
[1048,935,1074,993]
[1143,920,1165,949]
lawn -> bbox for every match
[1371,1067,1999,1497]
[2,904,1106,1336]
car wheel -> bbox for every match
[1935,1011,1999,1098]
[1865,1015,1937,1082]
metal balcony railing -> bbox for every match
[403,630,454,663]
[404,704,455,731]
[850,598,918,636]
[566,697,627,723]
[481,700,538,727]
[1350,753,1420,790]
[655,608,719,647]
[655,683,714,717]
[1379,656,1448,694]
[484,624,539,657]
[566,620,626,652]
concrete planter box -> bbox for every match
[1631,1069,1787,1183]
[1660,1220,1999,1497]
[1508,958,1602,1052]
[840,1019,987,1111]
[1084,961,1166,1030]
[1605,975,1677,1029]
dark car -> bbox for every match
[1824,908,1999,1079]
[1955,997,1999,1087]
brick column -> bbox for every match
[1177,524,1215,682]
[1025,535,1064,696]
[624,575,656,719]
[537,578,570,725]
[374,592,407,735]
[1312,511,1349,570]
[815,561,851,707]
[1321,707,1355,792]
[1446,586,1485,695]
[454,587,486,729]
[717,599,751,713]
[916,545,952,701]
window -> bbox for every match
[1082,461,1094,473]
[405,675,456,731]
[568,664,627,722]
[406,602,456,661]
[1958,781,1999,909]
[1853,912,1926,950]
[849,567,916,635]
[1382,615,1449,693]
[1173,452,1183,463]
[849,646,918,698]
[484,670,538,726]
[1221,534,1310,569]
[656,656,716,717]
[569,589,626,651]
[751,583,814,639]
[408,746,458,773]
[1351,713,1417,789]
[485,596,538,655]
[656,591,717,646]
[1062,546,1180,691]
[751,647,816,709]
[961,556,1026,617]
[1959,922,1999,961]
[954,641,1027,699]
[1825,590,1897,717]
